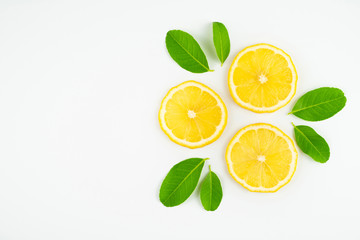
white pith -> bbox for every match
[159,81,227,148]
[257,155,266,162]
[228,44,297,112]
[187,110,196,118]
[258,74,268,84]
[226,124,297,192]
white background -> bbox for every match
[0,0,359,239]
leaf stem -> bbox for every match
[209,165,211,172]
[291,122,296,127]
[203,158,210,161]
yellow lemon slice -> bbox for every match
[159,81,227,149]
[228,43,297,113]
[226,123,297,192]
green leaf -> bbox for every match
[165,30,213,73]
[200,165,223,211]
[289,87,346,121]
[212,22,230,65]
[159,158,208,207]
[292,123,330,163]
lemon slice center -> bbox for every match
[187,110,196,119]
[257,155,266,162]
[258,74,268,84]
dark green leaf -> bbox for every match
[212,22,230,65]
[159,158,208,207]
[165,30,212,73]
[200,165,222,211]
[293,124,330,163]
[289,87,346,121]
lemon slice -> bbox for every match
[159,81,227,149]
[228,43,297,113]
[226,123,297,192]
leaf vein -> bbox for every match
[290,96,345,114]
[295,127,327,161]
[168,32,209,72]
[162,159,205,204]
